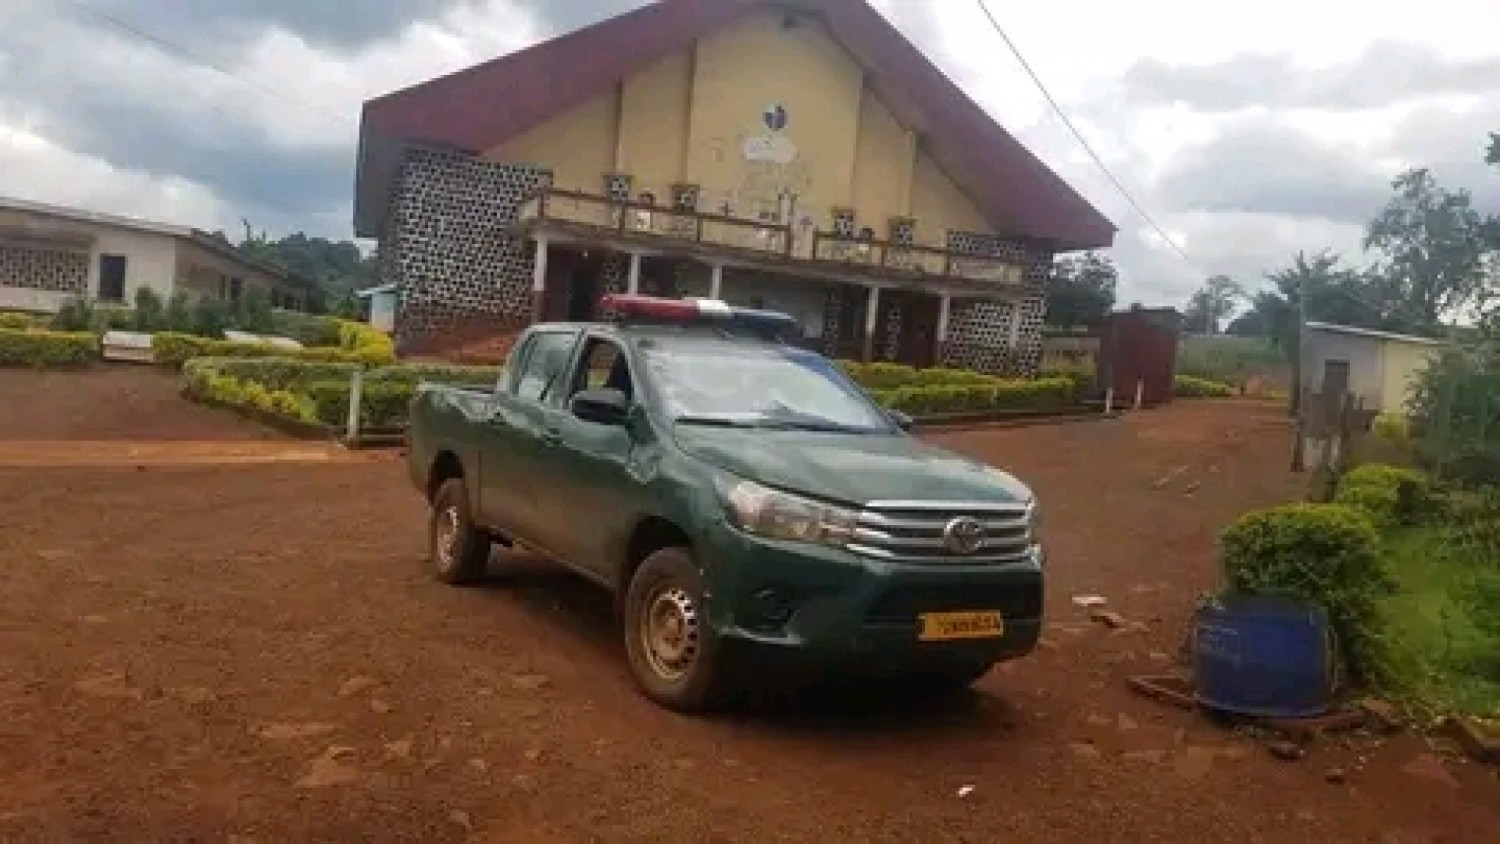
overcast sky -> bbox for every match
[2,0,1497,306]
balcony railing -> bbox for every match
[514,189,1029,289]
[517,189,793,257]
[810,232,1027,286]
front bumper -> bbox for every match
[703,521,1044,674]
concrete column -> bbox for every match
[708,263,724,300]
[861,285,881,363]
[935,293,951,365]
[1008,298,1026,347]
[626,251,642,295]
[529,236,549,321]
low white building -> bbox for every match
[1300,320,1449,415]
[0,195,310,314]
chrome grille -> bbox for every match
[847,500,1034,564]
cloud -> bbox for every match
[1118,42,1500,112]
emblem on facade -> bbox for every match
[741,102,797,164]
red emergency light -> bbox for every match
[599,294,799,340]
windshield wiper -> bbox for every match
[672,414,764,428]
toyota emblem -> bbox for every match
[941,516,986,555]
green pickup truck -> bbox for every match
[406,295,1043,712]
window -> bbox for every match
[513,331,577,403]
[569,338,633,402]
[97,254,127,302]
[229,277,244,304]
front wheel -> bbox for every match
[622,547,736,713]
[429,478,491,585]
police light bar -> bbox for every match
[600,293,799,339]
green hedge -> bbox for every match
[1220,502,1393,677]
[181,361,318,424]
[869,377,1075,415]
[0,327,98,367]
[304,380,415,428]
[153,331,396,367]
[838,360,998,390]
[1174,374,1235,398]
[0,312,46,330]
[180,357,497,431]
[1334,463,1431,529]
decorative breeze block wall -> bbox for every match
[0,244,88,293]
[382,147,552,349]
[941,231,1053,377]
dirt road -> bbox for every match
[0,373,1494,841]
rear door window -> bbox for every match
[512,331,578,403]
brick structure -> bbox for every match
[382,147,552,352]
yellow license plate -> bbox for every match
[917,611,1005,641]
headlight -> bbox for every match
[721,479,856,547]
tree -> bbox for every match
[1182,274,1245,334]
[1364,168,1492,331]
[1045,251,1117,328]
[214,224,378,315]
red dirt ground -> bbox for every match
[0,369,1495,842]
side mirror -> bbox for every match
[570,387,630,426]
[888,409,914,431]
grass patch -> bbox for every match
[1374,527,1500,718]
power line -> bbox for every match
[972,0,1192,265]
[60,0,353,126]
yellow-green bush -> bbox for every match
[153,331,396,367]
[838,360,999,390]
[0,327,97,366]
[1334,463,1431,529]
[1174,374,1235,398]
[1220,502,1392,676]
[0,312,45,330]
[181,364,318,425]
[304,380,415,428]
[1373,412,1413,449]
[870,377,1074,415]
[336,319,395,360]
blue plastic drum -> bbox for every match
[1192,593,1336,718]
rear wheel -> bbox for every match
[622,547,735,713]
[429,479,490,585]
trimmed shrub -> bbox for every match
[871,377,1074,415]
[270,310,342,347]
[336,319,396,362]
[0,327,97,366]
[367,362,502,388]
[1373,412,1413,449]
[1334,463,1431,529]
[133,288,166,332]
[1220,502,1392,676]
[1174,374,1235,398]
[182,357,359,391]
[838,360,998,390]
[180,360,318,424]
[152,331,396,367]
[304,379,415,428]
[0,312,44,330]
[49,297,94,332]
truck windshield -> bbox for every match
[640,341,896,434]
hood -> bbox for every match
[672,426,1032,506]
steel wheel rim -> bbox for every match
[435,505,460,570]
[640,584,699,682]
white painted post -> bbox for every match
[531,236,549,294]
[1134,378,1145,410]
[530,236,549,320]
[626,251,642,295]
[862,285,881,362]
[708,263,724,300]
[1104,386,1115,415]
[346,369,364,444]
[935,293,951,363]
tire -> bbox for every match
[622,547,734,713]
[429,478,491,585]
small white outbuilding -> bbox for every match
[1299,320,1449,415]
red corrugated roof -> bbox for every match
[355,0,1114,251]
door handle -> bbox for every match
[540,428,563,446]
